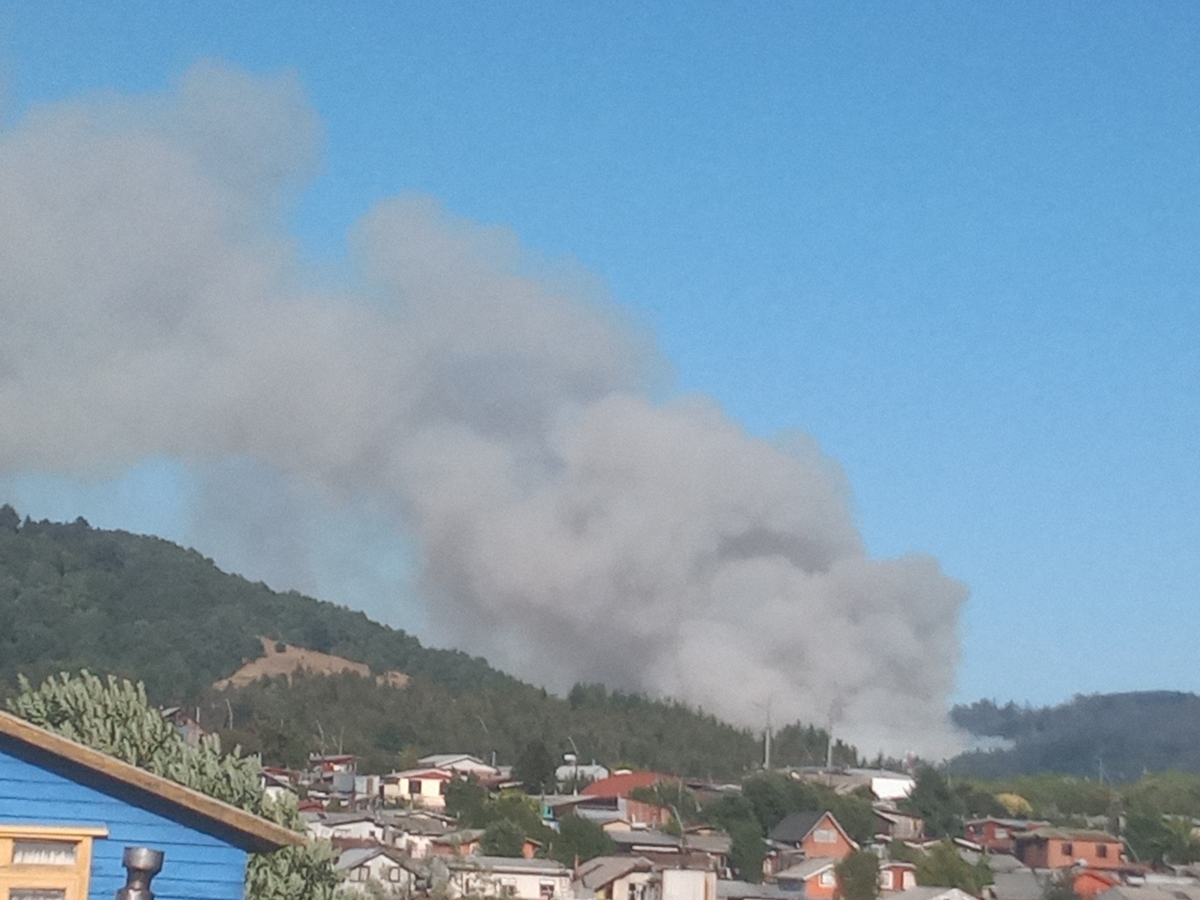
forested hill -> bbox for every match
[0,505,510,700]
[0,506,854,777]
[949,692,1200,781]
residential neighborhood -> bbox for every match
[11,681,1200,900]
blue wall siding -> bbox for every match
[0,746,249,900]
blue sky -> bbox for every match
[2,2,1197,709]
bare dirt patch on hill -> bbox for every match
[214,636,409,690]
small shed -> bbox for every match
[0,709,302,900]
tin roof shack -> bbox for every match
[0,709,301,900]
[1013,829,1123,871]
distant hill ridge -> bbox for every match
[950,691,1200,781]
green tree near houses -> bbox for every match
[7,671,338,900]
[901,767,966,838]
[914,840,993,895]
[482,818,527,857]
[836,851,881,900]
[548,814,615,865]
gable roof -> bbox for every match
[770,811,824,844]
[575,855,654,890]
[0,709,302,853]
[770,810,857,849]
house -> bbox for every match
[879,861,918,893]
[429,829,485,858]
[964,819,1049,854]
[768,811,859,861]
[583,771,674,800]
[336,847,424,896]
[440,855,573,900]
[572,794,674,830]
[874,809,925,842]
[420,754,504,784]
[650,868,717,900]
[786,769,915,803]
[1012,828,1123,871]
[302,811,386,844]
[380,812,455,858]
[0,708,301,900]
[382,768,456,809]
[608,830,731,871]
[574,855,655,900]
[775,858,839,898]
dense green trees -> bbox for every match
[836,851,880,900]
[0,509,841,780]
[514,740,558,793]
[7,671,338,900]
[550,814,616,865]
[913,840,993,894]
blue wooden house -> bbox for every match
[0,709,301,900]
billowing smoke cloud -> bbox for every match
[0,63,966,755]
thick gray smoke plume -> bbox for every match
[0,64,967,755]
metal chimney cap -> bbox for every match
[122,847,164,875]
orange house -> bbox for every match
[1013,829,1123,870]
[769,811,859,861]
[878,862,917,893]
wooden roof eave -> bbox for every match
[0,709,304,853]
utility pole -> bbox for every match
[764,700,772,771]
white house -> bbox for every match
[420,754,503,780]
[382,768,455,810]
[442,856,573,900]
[302,812,386,843]
[336,847,422,897]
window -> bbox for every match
[994,828,1008,839]
[387,867,403,883]
[351,868,370,883]
[0,826,107,900]
[880,871,894,890]
[540,880,557,899]
[813,829,836,844]
[1096,844,1108,858]
[409,780,422,795]
[1061,843,1073,857]
[819,871,836,887]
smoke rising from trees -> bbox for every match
[0,63,967,755]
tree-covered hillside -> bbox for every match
[0,507,849,777]
[0,506,508,699]
[950,692,1200,781]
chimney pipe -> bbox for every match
[115,847,164,900]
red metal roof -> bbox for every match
[581,771,673,798]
